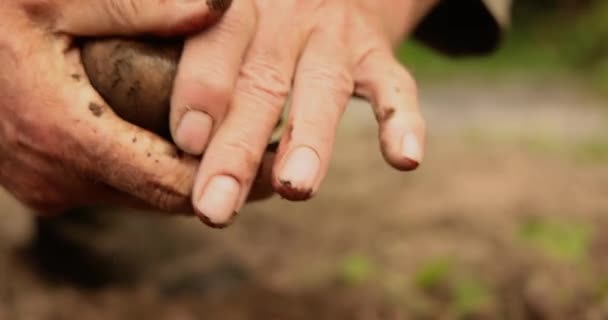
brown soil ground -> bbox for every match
[1,78,608,319]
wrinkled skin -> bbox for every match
[0,0,272,220]
[0,0,438,229]
[162,0,439,225]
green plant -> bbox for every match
[339,255,375,286]
[415,259,453,291]
[519,218,593,262]
[452,277,492,317]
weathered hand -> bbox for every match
[169,0,438,226]
[0,0,228,215]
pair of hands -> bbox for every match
[0,0,434,228]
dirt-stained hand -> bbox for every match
[0,0,229,215]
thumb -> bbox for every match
[55,0,232,37]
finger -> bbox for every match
[80,105,200,213]
[64,52,277,216]
[191,13,306,227]
[354,49,425,171]
[273,28,354,201]
[78,144,277,213]
[170,0,256,155]
[63,48,200,213]
[55,0,232,36]
[65,82,278,216]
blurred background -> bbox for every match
[1,1,608,319]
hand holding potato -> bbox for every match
[0,0,228,215]
[0,0,439,229]
[166,0,437,226]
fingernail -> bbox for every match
[401,133,423,164]
[175,111,213,155]
[196,175,240,227]
[277,146,320,199]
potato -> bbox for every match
[81,38,183,139]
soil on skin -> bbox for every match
[2,78,608,319]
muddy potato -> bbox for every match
[81,38,184,139]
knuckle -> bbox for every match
[214,137,262,179]
[300,64,354,96]
[106,0,141,30]
[187,74,233,109]
[355,45,388,70]
[226,137,261,166]
[121,158,194,212]
[144,176,191,212]
[238,59,290,109]
[353,47,388,88]
[134,154,196,213]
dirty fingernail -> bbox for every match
[196,175,240,227]
[175,110,213,155]
[278,146,320,195]
[401,133,423,164]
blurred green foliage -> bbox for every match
[338,255,376,286]
[574,137,608,164]
[415,259,453,291]
[452,277,492,317]
[399,0,608,93]
[595,276,608,300]
[414,258,493,317]
[519,218,593,262]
